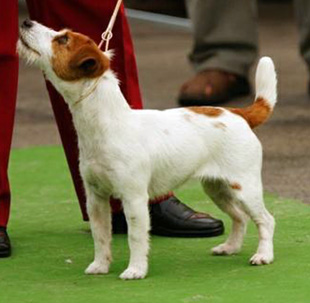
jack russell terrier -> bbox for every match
[18,20,277,280]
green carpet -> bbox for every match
[1,146,309,303]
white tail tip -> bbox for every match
[255,56,277,108]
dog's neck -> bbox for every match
[51,70,132,153]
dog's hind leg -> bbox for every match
[232,179,275,265]
[119,192,150,280]
[85,188,112,275]
[202,179,248,255]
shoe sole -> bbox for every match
[151,225,224,238]
[0,249,11,258]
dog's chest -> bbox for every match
[80,160,113,196]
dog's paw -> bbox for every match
[85,261,109,275]
[211,243,240,255]
[119,267,147,280]
[250,253,274,265]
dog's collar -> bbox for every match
[73,76,102,106]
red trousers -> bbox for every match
[0,0,169,227]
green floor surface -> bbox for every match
[1,146,309,303]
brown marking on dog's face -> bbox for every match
[187,107,223,117]
[213,121,227,130]
[227,97,271,129]
[230,182,242,190]
[51,31,109,81]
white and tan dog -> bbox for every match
[18,20,277,280]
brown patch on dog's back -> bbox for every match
[51,31,109,81]
[227,97,271,129]
[187,107,223,117]
[230,182,242,190]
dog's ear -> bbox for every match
[69,45,110,79]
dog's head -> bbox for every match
[18,20,110,93]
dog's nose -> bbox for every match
[22,19,33,29]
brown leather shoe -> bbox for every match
[0,227,11,258]
[178,70,250,106]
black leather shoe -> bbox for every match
[0,227,11,258]
[150,197,224,237]
[112,212,129,234]
[112,196,224,237]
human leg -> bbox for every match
[294,0,310,94]
[179,0,258,105]
[25,0,143,220]
[0,0,19,257]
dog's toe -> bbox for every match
[250,253,273,265]
[85,261,109,275]
[119,267,147,280]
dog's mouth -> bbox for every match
[19,34,41,56]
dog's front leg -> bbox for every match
[85,188,112,275]
[120,193,150,280]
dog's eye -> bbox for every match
[56,34,69,45]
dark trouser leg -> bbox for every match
[26,0,143,220]
[294,0,310,71]
[0,0,19,228]
[185,0,258,77]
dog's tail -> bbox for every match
[229,57,277,129]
